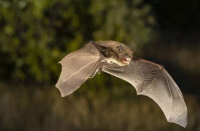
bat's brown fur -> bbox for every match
[94,41,133,66]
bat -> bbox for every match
[56,41,187,127]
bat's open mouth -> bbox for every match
[122,58,131,65]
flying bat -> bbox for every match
[56,41,187,127]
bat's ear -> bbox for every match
[89,40,107,55]
[90,40,106,50]
[89,40,100,49]
[89,40,106,48]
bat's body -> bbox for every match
[56,41,187,127]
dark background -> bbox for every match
[0,0,200,131]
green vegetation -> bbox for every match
[0,0,154,83]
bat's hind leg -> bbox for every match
[89,68,99,78]
[89,63,104,78]
[97,67,102,74]
[89,67,102,78]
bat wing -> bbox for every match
[56,42,102,97]
[102,58,187,127]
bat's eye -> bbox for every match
[116,45,123,53]
[100,46,107,53]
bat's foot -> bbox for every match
[89,73,95,78]
[89,67,102,78]
[97,67,102,74]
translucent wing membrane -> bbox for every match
[56,42,102,97]
[103,58,187,127]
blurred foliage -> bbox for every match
[0,0,155,83]
[0,85,199,131]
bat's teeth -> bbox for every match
[123,58,131,65]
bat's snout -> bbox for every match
[122,57,131,65]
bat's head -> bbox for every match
[97,41,133,66]
[113,42,133,66]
